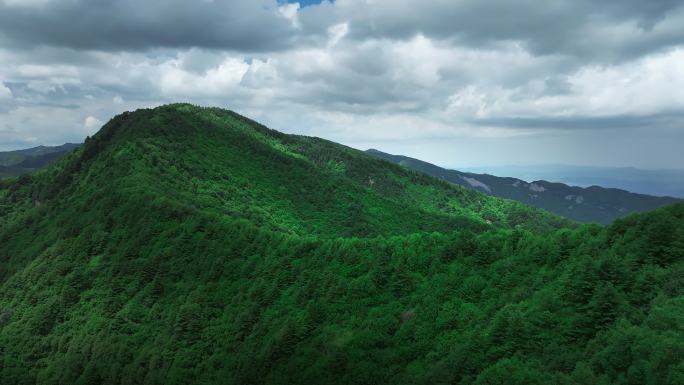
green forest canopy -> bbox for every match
[0,104,682,384]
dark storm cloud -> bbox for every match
[300,0,684,63]
[0,0,304,51]
[2,0,682,62]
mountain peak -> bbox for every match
[7,106,570,238]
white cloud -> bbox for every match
[0,82,11,99]
[278,2,301,29]
[389,35,445,87]
[159,57,250,97]
[445,48,684,120]
[2,0,53,7]
[16,64,79,78]
[0,105,97,150]
[84,116,102,130]
[327,22,349,47]
[7,64,82,94]
[565,49,684,116]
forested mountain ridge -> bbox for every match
[367,149,680,224]
[0,104,568,237]
[0,104,683,384]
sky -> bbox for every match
[0,0,683,169]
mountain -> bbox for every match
[0,143,80,178]
[1,104,683,385]
[367,149,680,224]
[461,164,684,199]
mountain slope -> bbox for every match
[0,104,683,385]
[1,105,567,238]
[367,149,679,224]
[0,143,80,178]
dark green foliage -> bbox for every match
[0,104,683,384]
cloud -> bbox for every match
[279,2,302,29]
[0,105,96,150]
[2,0,54,6]
[84,116,102,130]
[0,0,307,51]
[159,56,250,98]
[450,48,684,129]
[311,0,684,63]
[327,22,349,48]
[0,82,11,99]
[0,0,683,167]
[4,0,680,64]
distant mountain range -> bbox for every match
[0,143,80,178]
[367,149,680,224]
[461,164,684,199]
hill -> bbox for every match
[367,149,679,224]
[0,143,80,178]
[0,104,683,385]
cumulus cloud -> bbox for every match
[279,2,302,29]
[453,48,684,129]
[0,0,682,168]
[0,106,95,149]
[159,57,250,98]
[84,116,102,130]
[0,82,11,99]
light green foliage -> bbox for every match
[0,104,683,384]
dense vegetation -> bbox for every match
[367,149,680,224]
[0,104,682,384]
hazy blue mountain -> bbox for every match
[461,164,684,198]
[367,149,680,224]
[0,143,80,178]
